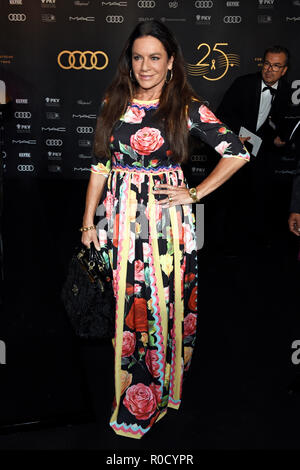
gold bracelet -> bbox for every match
[79,224,96,232]
[188,187,200,203]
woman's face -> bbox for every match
[131,35,174,96]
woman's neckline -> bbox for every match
[132,98,160,104]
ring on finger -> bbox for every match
[169,196,173,202]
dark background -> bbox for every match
[0,0,300,451]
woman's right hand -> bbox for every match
[81,227,101,250]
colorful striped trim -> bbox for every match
[148,175,168,395]
[110,421,150,439]
[131,98,159,110]
[91,162,111,176]
[111,163,181,174]
[131,103,159,111]
[168,397,181,409]
[168,173,184,406]
[132,98,159,104]
[110,173,131,427]
[222,152,250,161]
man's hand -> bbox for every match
[239,136,250,145]
[288,212,300,236]
[274,136,286,147]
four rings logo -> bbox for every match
[137,1,156,7]
[195,0,213,7]
[17,165,34,172]
[106,15,124,23]
[8,13,27,21]
[46,139,63,146]
[76,126,93,133]
[191,155,207,162]
[14,111,31,118]
[57,50,109,70]
[223,16,242,23]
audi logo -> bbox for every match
[76,126,94,133]
[8,13,26,21]
[223,16,242,23]
[106,15,124,23]
[57,50,109,70]
[46,139,63,146]
[137,0,156,7]
[17,165,34,172]
[14,111,31,119]
[191,155,207,162]
[195,0,213,7]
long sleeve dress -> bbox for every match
[91,97,250,439]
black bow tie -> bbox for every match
[262,85,276,96]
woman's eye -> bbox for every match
[133,56,140,61]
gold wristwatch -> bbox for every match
[189,187,199,203]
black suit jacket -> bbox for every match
[290,121,300,213]
[217,72,291,144]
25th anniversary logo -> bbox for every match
[187,42,240,81]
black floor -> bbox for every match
[1,179,300,451]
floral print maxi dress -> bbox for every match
[91,98,250,439]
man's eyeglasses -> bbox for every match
[262,61,286,72]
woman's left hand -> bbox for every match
[154,184,195,207]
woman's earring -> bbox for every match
[165,69,173,84]
[130,69,135,82]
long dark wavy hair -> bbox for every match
[93,20,202,164]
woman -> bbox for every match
[81,20,250,439]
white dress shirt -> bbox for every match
[256,80,278,132]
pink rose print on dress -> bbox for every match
[145,349,161,379]
[134,259,145,282]
[142,242,151,261]
[121,331,136,357]
[183,222,195,254]
[183,312,197,338]
[169,302,174,320]
[123,383,158,420]
[112,269,118,295]
[215,141,231,155]
[103,191,114,220]
[149,382,161,405]
[130,127,164,156]
[131,173,145,193]
[134,284,142,295]
[98,229,107,247]
[122,106,145,124]
[198,105,222,124]
[188,287,197,312]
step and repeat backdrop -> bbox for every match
[0,0,300,180]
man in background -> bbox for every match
[216,46,291,255]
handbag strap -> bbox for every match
[89,242,105,265]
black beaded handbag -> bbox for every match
[61,242,115,340]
